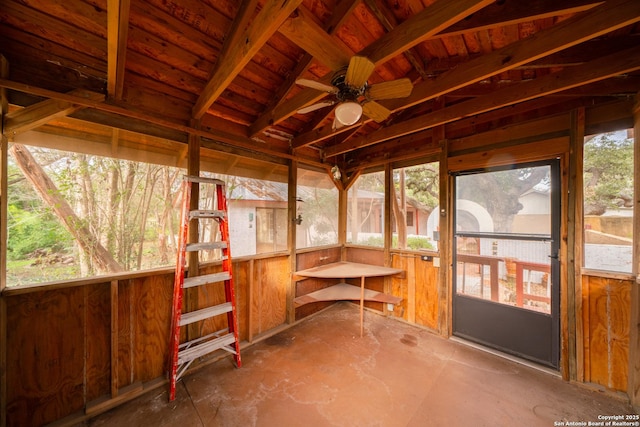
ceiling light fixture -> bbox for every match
[334,101,362,126]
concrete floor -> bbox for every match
[84,302,636,426]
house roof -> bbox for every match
[2,1,639,182]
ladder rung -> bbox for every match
[183,272,231,289]
[179,302,233,326]
[186,241,227,252]
[184,175,225,186]
[189,210,225,220]
[177,333,237,365]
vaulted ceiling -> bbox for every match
[1,0,640,181]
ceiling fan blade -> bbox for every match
[366,78,413,100]
[295,78,338,93]
[362,101,391,122]
[298,101,335,114]
[345,56,375,88]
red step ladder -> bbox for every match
[168,175,241,401]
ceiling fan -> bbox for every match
[296,56,413,129]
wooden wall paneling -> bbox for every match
[85,283,111,402]
[233,260,250,343]
[390,253,410,321]
[117,280,133,389]
[110,280,118,398]
[247,259,255,342]
[628,93,640,408]
[582,276,592,383]
[294,248,341,320]
[133,274,173,383]
[295,246,342,271]
[253,257,289,335]
[415,255,440,330]
[346,247,385,265]
[6,289,85,426]
[584,276,631,391]
[405,255,416,323]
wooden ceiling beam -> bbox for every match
[3,89,105,137]
[0,78,328,167]
[191,0,303,120]
[325,42,640,158]
[250,1,358,136]
[106,0,130,100]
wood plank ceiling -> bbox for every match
[1,0,640,180]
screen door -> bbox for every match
[452,161,560,368]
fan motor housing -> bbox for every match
[331,72,366,102]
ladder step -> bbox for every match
[177,333,237,365]
[189,210,225,220]
[183,272,231,289]
[184,175,225,186]
[179,302,233,326]
[186,241,227,252]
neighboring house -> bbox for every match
[228,180,288,256]
[229,182,432,254]
[513,186,551,234]
[349,188,432,242]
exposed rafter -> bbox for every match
[106,0,130,100]
[192,0,303,120]
[326,43,640,158]
[3,89,105,137]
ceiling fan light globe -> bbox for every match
[335,101,363,126]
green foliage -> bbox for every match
[584,132,633,213]
[7,205,72,260]
[356,235,434,251]
[402,164,440,209]
[406,236,434,250]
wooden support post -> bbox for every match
[567,108,585,381]
[384,163,392,262]
[0,54,9,427]
[287,159,297,324]
[628,94,640,409]
[435,119,450,336]
[186,129,200,341]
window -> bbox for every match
[583,129,633,273]
[391,163,439,250]
[296,168,338,249]
[7,144,182,286]
[347,171,385,247]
